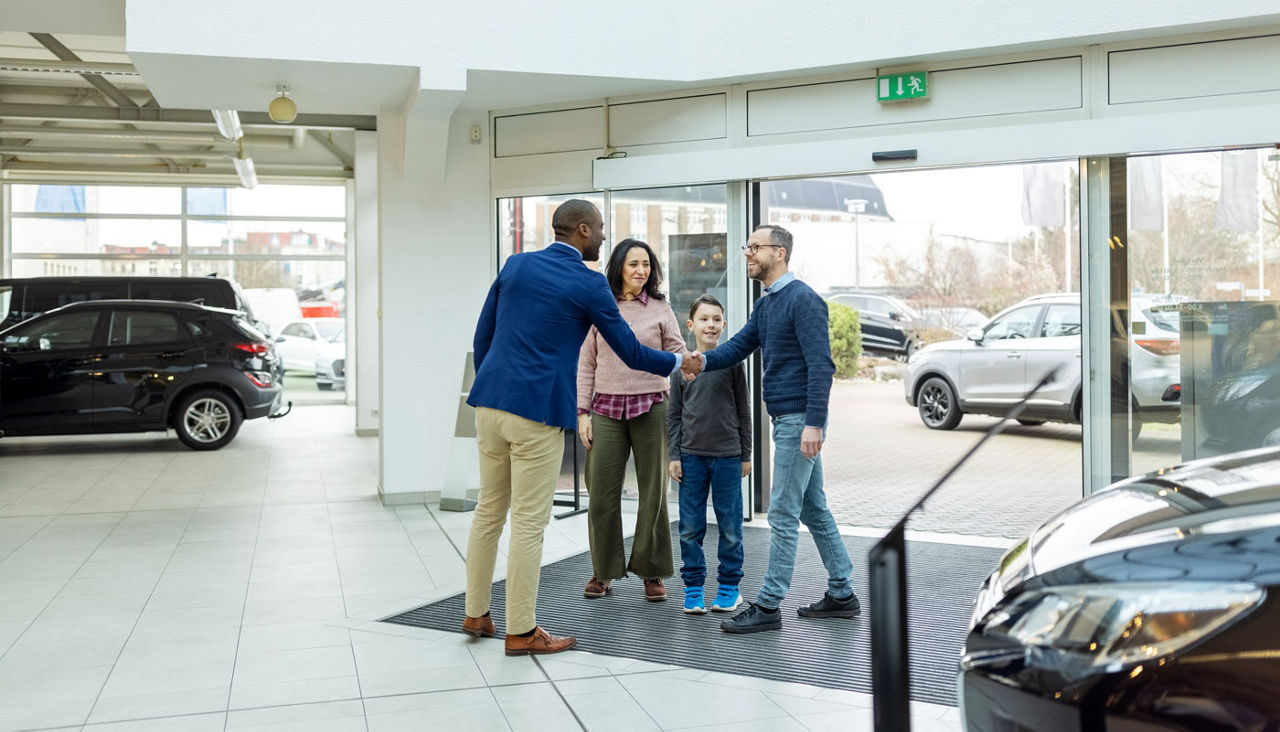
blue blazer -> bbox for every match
[467,243,678,431]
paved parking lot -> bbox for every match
[822,380,1183,539]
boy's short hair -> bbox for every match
[688,294,725,320]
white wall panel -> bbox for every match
[610,94,726,146]
[747,57,1082,136]
[494,106,603,157]
[1109,34,1280,103]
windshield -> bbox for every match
[315,320,344,342]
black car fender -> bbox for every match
[165,379,248,426]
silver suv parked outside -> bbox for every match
[903,293,1181,431]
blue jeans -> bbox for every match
[677,454,744,588]
[758,414,853,609]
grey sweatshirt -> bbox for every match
[667,365,752,461]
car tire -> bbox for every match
[1016,419,1045,426]
[174,389,242,451]
[917,376,962,430]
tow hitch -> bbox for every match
[269,401,293,419]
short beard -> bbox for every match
[582,242,601,261]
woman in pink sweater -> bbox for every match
[577,239,685,602]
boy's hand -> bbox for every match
[801,426,823,459]
[577,413,593,450]
[668,460,682,481]
[741,461,752,478]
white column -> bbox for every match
[377,110,492,504]
[353,131,380,435]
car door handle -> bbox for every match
[1006,353,1023,359]
[158,351,184,360]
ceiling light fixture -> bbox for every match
[268,85,297,124]
[233,139,258,189]
[212,109,243,141]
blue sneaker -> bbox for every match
[683,586,707,614]
[712,585,742,612]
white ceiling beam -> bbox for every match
[0,125,225,143]
[0,102,376,130]
[0,59,140,76]
[0,146,231,160]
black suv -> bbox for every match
[824,290,924,358]
[0,276,260,331]
[0,300,284,450]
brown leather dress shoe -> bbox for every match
[584,577,612,599]
[644,578,668,602]
[504,626,577,656]
[462,614,496,638]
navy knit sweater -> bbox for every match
[702,276,835,427]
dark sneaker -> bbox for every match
[797,591,861,619]
[720,602,782,634]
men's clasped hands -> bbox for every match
[680,350,705,381]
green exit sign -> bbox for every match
[877,71,928,102]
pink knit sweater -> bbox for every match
[577,294,685,410]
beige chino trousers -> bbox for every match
[465,407,564,635]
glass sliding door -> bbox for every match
[757,163,1081,538]
[1114,149,1280,477]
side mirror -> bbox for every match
[966,328,985,343]
[275,336,285,343]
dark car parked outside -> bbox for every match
[961,446,1280,730]
[824,290,924,358]
[0,300,284,450]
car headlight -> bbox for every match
[973,582,1263,677]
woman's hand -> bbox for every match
[577,413,593,450]
[741,461,752,478]
[668,460,682,481]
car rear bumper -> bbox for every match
[241,382,282,420]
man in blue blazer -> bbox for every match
[463,199,703,655]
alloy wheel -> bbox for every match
[183,397,231,443]
[920,383,951,427]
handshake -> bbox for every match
[680,350,704,381]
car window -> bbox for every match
[2,311,100,351]
[108,311,188,347]
[862,297,891,316]
[282,323,314,339]
[314,320,344,341]
[984,306,1040,341]
[1040,304,1081,337]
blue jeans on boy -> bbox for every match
[678,454,744,588]
[757,414,853,609]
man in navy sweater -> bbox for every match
[699,224,860,634]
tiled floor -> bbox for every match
[0,406,963,731]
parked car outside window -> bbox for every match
[904,293,1180,432]
[824,290,924,359]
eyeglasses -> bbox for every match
[741,244,783,254]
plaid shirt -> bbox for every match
[589,391,665,421]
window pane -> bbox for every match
[12,218,181,255]
[8,259,183,278]
[186,259,345,333]
[985,306,1040,340]
[108,311,186,346]
[610,185,729,341]
[1123,149,1280,475]
[189,184,345,218]
[497,194,605,270]
[1041,304,1081,337]
[187,220,345,255]
[10,185,181,215]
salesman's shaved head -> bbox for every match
[552,199,600,239]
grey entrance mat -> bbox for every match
[383,522,1002,706]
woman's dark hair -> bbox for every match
[688,294,724,320]
[606,238,665,301]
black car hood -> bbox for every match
[1024,447,1280,580]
